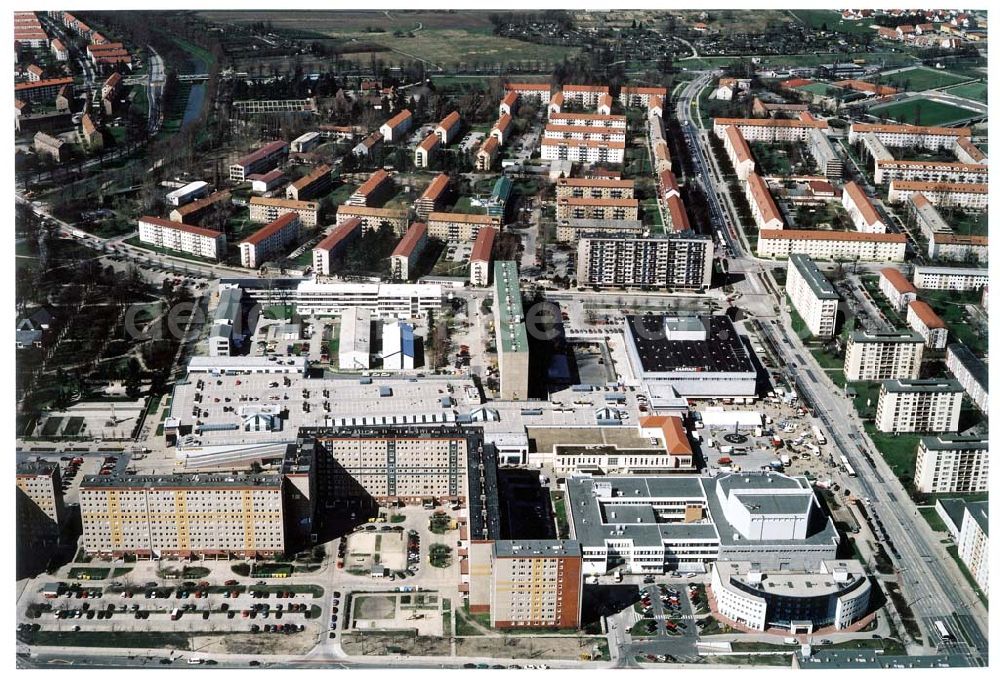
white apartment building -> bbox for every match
[745,173,784,231]
[506,83,551,105]
[379,109,413,142]
[915,435,989,494]
[786,254,839,337]
[576,233,714,290]
[336,205,409,238]
[954,137,987,165]
[929,233,988,264]
[844,329,924,381]
[561,84,610,108]
[79,474,285,558]
[878,268,918,313]
[957,503,989,594]
[239,213,301,269]
[887,180,988,210]
[470,226,497,287]
[874,159,988,185]
[875,379,963,433]
[491,114,513,146]
[906,300,948,349]
[712,116,829,143]
[137,216,226,261]
[757,230,907,262]
[555,177,635,200]
[248,196,319,229]
[549,112,627,129]
[556,197,639,222]
[426,211,500,242]
[722,126,755,180]
[912,265,989,291]
[414,133,440,168]
[389,221,428,282]
[499,91,519,117]
[312,217,362,276]
[808,127,844,178]
[946,343,988,413]
[841,181,886,233]
[540,138,626,164]
[435,111,462,144]
[848,122,972,151]
[295,281,442,319]
[543,124,627,143]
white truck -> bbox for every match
[781,454,791,467]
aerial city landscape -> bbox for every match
[13,7,989,670]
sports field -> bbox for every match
[944,81,988,104]
[868,97,978,126]
[876,66,972,92]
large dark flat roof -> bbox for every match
[626,314,755,375]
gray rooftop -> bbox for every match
[965,501,988,537]
[789,254,839,300]
[494,540,581,558]
[16,460,59,476]
[626,314,756,375]
[947,343,988,390]
[849,329,924,344]
[881,379,964,394]
[920,434,989,452]
[80,472,282,489]
[494,261,528,354]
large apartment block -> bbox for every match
[745,172,784,231]
[915,435,989,494]
[390,221,428,281]
[427,212,500,242]
[841,181,886,233]
[489,541,583,629]
[874,159,988,186]
[875,379,963,433]
[286,164,332,201]
[848,122,971,151]
[560,84,610,108]
[887,180,988,210]
[844,329,924,381]
[312,217,362,276]
[555,196,639,222]
[722,126,755,180]
[379,109,413,142]
[712,116,829,143]
[306,427,474,503]
[79,474,285,558]
[248,196,319,228]
[757,230,906,262]
[348,169,394,207]
[138,216,226,260]
[169,190,232,225]
[415,173,450,220]
[906,300,948,349]
[505,83,552,105]
[470,226,497,287]
[548,112,627,129]
[540,138,626,164]
[807,127,843,178]
[912,265,989,292]
[494,261,530,401]
[555,218,643,243]
[336,205,408,238]
[240,213,301,269]
[543,124,627,143]
[229,140,289,182]
[956,502,989,593]
[577,233,713,290]
[954,137,987,165]
[946,343,988,413]
[16,461,65,547]
[786,254,839,337]
[554,177,634,200]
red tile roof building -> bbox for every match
[312,217,363,276]
[240,213,301,268]
[389,222,429,281]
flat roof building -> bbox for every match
[577,232,713,291]
[338,307,372,370]
[912,265,988,292]
[946,343,988,413]
[165,180,210,207]
[494,261,530,401]
[786,254,839,338]
[915,435,989,495]
[138,215,226,261]
[844,329,924,381]
[17,460,65,549]
[875,379,963,433]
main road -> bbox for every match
[679,70,988,665]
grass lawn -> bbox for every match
[809,348,843,371]
[863,424,922,480]
[848,381,881,420]
[791,9,877,36]
[454,604,488,636]
[26,631,201,649]
[325,182,357,206]
[918,506,948,533]
[919,289,988,355]
[868,97,978,126]
[947,209,988,237]
[944,81,988,104]
[875,66,972,92]
[263,304,295,321]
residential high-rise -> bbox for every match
[576,232,713,290]
[906,300,948,349]
[843,329,924,381]
[914,435,989,494]
[16,461,65,547]
[957,502,989,594]
[874,379,963,433]
[489,541,583,629]
[494,261,530,401]
[80,474,285,558]
[785,254,839,337]
[946,343,988,413]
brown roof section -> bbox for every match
[541,138,626,149]
[715,116,828,130]
[492,114,512,134]
[564,84,610,93]
[843,181,883,227]
[956,137,986,162]
[290,164,331,191]
[622,85,668,96]
[337,204,407,219]
[383,109,412,130]
[315,217,361,252]
[649,94,663,109]
[878,159,986,172]
[428,211,496,225]
[235,140,288,169]
[890,180,987,194]
[852,122,971,137]
[658,170,679,195]
[908,300,945,329]
[665,195,691,233]
[640,416,693,456]
[653,140,671,162]
[15,77,73,92]
[241,212,298,246]
[140,215,222,239]
[501,91,519,107]
[250,196,317,210]
[880,267,917,294]
[506,82,550,91]
[746,173,783,225]
[545,123,623,136]
[420,173,450,202]
[360,131,383,149]
[760,229,906,242]
[27,64,43,76]
[173,190,231,218]
[470,226,496,263]
[598,93,613,108]
[550,112,627,124]
[725,125,753,164]
[81,112,97,136]
[558,197,638,208]
[477,136,499,156]
[356,169,392,197]
[391,221,428,258]
[934,233,988,246]
[417,133,440,151]
[834,79,898,96]
[550,92,565,106]
[437,110,461,131]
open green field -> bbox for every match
[875,66,972,92]
[796,82,839,96]
[198,10,577,69]
[863,424,922,481]
[790,9,878,36]
[868,97,979,127]
[944,81,988,104]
